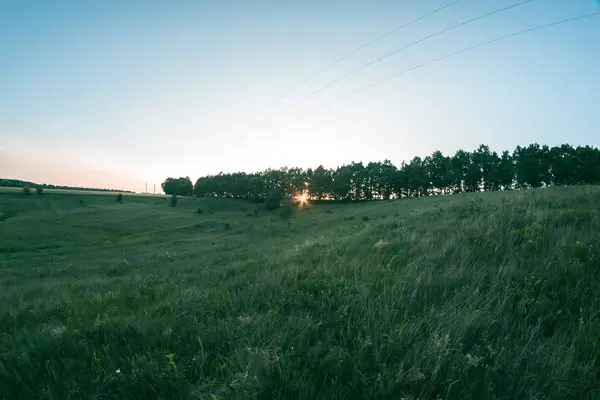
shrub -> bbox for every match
[116,193,123,203]
[22,186,31,196]
[196,208,203,214]
[224,223,231,230]
[281,196,295,219]
[170,194,178,207]
[36,187,44,195]
[265,188,283,210]
[361,215,370,221]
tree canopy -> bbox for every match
[161,177,193,196]
[161,143,600,202]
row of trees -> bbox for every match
[162,143,600,201]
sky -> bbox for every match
[1,0,599,192]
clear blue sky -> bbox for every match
[1,0,599,192]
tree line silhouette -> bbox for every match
[162,143,600,201]
[0,179,134,193]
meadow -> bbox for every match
[0,187,154,196]
[1,186,599,399]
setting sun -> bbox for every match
[298,193,309,202]
[296,192,310,207]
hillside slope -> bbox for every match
[0,178,133,193]
[1,187,599,399]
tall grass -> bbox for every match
[0,187,599,399]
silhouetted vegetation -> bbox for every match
[170,194,179,207]
[22,187,31,196]
[116,193,123,203]
[35,186,43,195]
[280,196,295,219]
[168,143,600,202]
[161,177,193,196]
[265,188,283,210]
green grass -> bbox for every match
[1,187,600,399]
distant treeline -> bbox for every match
[0,179,134,193]
[161,143,600,201]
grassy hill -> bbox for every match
[0,178,134,193]
[1,187,599,399]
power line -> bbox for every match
[272,0,536,119]
[296,11,600,121]
[243,0,463,128]
[279,0,463,100]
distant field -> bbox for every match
[0,186,162,196]
[1,187,600,399]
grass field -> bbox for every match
[0,187,158,196]
[1,187,600,399]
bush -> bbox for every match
[281,196,295,219]
[265,188,283,210]
[361,215,369,221]
[224,223,231,230]
[196,208,203,214]
[36,187,44,195]
[170,194,178,207]
[116,193,123,203]
[22,187,31,196]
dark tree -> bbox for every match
[309,165,332,200]
[550,144,576,186]
[573,145,600,185]
[464,149,483,193]
[497,150,515,190]
[428,151,452,195]
[162,177,193,196]
[331,165,353,201]
[514,144,547,188]
[450,150,471,193]
[348,162,366,200]
[403,157,428,197]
